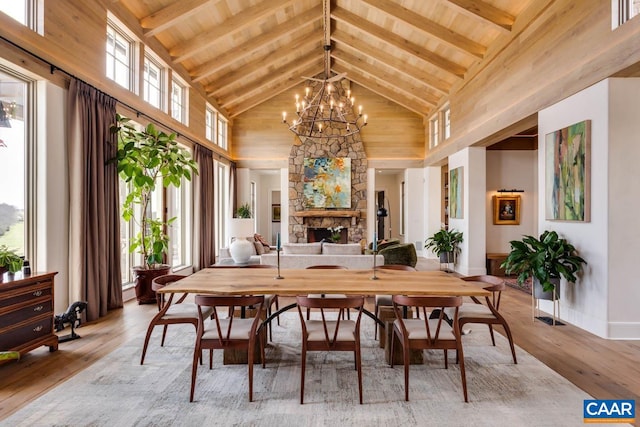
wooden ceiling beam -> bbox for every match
[171,0,295,63]
[446,0,514,32]
[331,7,466,78]
[332,64,431,116]
[227,65,324,117]
[141,0,211,38]
[331,30,451,95]
[361,0,486,58]
[218,54,322,109]
[332,50,440,106]
[208,30,323,97]
[191,5,322,83]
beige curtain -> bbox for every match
[68,79,122,321]
[194,145,216,270]
[230,161,237,216]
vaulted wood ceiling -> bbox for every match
[117,0,533,119]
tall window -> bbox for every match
[0,1,39,32]
[0,68,31,259]
[215,161,228,251]
[167,147,193,269]
[106,22,134,91]
[443,106,451,140]
[143,56,164,110]
[171,78,186,124]
[205,106,216,142]
[615,0,640,27]
[250,181,256,222]
[217,116,228,150]
[430,116,439,148]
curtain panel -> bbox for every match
[194,145,216,270]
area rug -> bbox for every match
[1,313,606,427]
[504,276,532,294]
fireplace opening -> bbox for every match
[307,227,348,244]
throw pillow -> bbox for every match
[322,243,362,255]
[254,233,271,248]
[254,241,265,255]
[283,242,322,255]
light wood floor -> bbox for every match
[1,274,639,421]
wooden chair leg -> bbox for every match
[189,343,201,402]
[300,347,307,404]
[501,321,518,364]
[374,303,379,338]
[403,339,410,402]
[160,325,168,346]
[457,340,468,402]
[274,296,280,326]
[488,324,496,346]
[356,342,363,404]
[248,340,254,402]
[140,323,155,365]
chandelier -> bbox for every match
[281,54,367,140]
[281,0,367,140]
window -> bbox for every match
[215,161,228,251]
[167,146,193,269]
[614,0,640,27]
[0,1,40,32]
[106,22,134,91]
[250,181,256,223]
[217,116,228,150]
[143,56,164,110]
[171,78,186,124]
[443,106,451,140]
[430,116,439,148]
[0,68,32,259]
[205,106,216,142]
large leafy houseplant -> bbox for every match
[501,230,586,293]
[112,114,198,270]
[424,228,463,264]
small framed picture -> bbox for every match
[493,195,521,225]
[272,204,281,222]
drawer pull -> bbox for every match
[33,325,43,332]
[33,290,43,297]
[33,305,44,312]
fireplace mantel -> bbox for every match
[293,210,362,219]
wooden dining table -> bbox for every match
[158,268,491,326]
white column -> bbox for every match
[423,166,442,258]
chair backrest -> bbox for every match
[305,265,348,269]
[461,275,505,310]
[392,295,462,342]
[194,295,265,344]
[151,274,188,309]
[377,264,417,271]
[296,295,364,345]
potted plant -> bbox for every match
[112,114,198,304]
[501,230,587,300]
[424,228,463,266]
[236,202,252,219]
[0,245,23,279]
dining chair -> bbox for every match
[452,275,517,364]
[190,295,265,402]
[208,264,280,342]
[140,274,214,365]
[296,294,365,404]
[305,265,349,320]
[373,264,417,337]
[391,295,468,402]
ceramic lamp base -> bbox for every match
[230,238,253,264]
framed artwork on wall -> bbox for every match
[272,204,281,222]
[493,195,521,225]
[303,157,351,208]
[449,166,463,219]
[545,120,591,221]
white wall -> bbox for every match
[538,78,640,338]
[404,168,425,255]
[486,150,538,253]
[423,166,443,259]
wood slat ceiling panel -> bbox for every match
[116,0,534,126]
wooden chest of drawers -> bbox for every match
[0,272,58,355]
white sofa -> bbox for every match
[260,242,384,269]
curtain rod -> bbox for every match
[0,34,227,160]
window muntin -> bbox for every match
[106,23,133,91]
[0,69,30,258]
[205,107,216,142]
[171,79,186,124]
[443,107,451,140]
[167,148,192,270]
[615,0,640,27]
[143,56,164,110]
[430,116,439,148]
[217,116,228,150]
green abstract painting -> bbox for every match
[545,120,591,221]
[449,167,463,219]
[303,157,351,208]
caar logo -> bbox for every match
[583,399,635,423]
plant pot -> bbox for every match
[439,252,455,263]
[132,265,171,305]
[533,277,560,301]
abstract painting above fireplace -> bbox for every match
[303,157,351,208]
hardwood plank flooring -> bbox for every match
[1,274,639,421]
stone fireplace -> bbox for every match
[307,227,348,244]
[288,79,368,243]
